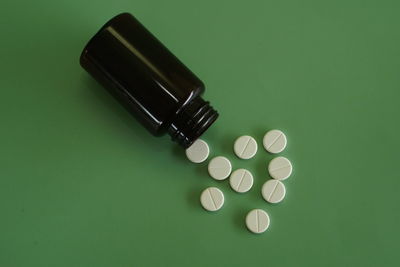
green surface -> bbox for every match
[1,0,399,266]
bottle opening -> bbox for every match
[168,97,219,148]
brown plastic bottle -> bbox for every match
[80,13,218,148]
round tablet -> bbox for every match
[229,169,254,193]
[261,179,286,203]
[246,209,270,234]
[185,139,209,163]
[208,156,232,180]
[234,135,258,159]
[263,129,287,154]
[268,156,293,180]
[200,187,224,211]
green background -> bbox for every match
[1,0,399,266]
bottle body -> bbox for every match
[80,13,218,147]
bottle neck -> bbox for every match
[168,97,218,148]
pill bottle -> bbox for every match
[80,13,218,148]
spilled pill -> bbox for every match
[229,169,254,193]
[262,179,286,203]
[263,129,287,154]
[208,156,232,180]
[268,156,293,180]
[234,135,257,159]
[185,139,209,163]
[246,209,270,234]
[200,187,224,211]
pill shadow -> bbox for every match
[172,144,187,162]
[187,188,201,208]
[250,151,272,203]
[233,208,248,231]
[253,128,274,179]
[254,128,267,149]
[171,145,210,178]
[219,133,237,156]
[195,163,210,178]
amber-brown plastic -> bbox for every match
[80,13,218,148]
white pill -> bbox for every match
[246,209,270,234]
[208,156,232,180]
[262,179,286,203]
[229,169,254,193]
[200,187,224,211]
[234,135,258,159]
[185,139,210,163]
[268,156,293,180]
[263,129,287,154]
